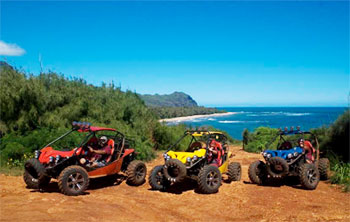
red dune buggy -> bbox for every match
[23,122,147,196]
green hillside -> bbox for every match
[140,92,198,107]
[139,92,225,118]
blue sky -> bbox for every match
[1,1,349,107]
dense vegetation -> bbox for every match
[0,63,161,163]
[151,106,225,119]
[242,110,350,191]
[140,92,198,107]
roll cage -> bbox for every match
[42,122,133,157]
[165,130,228,163]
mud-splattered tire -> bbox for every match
[299,163,320,190]
[198,165,222,194]
[248,160,267,185]
[318,158,330,180]
[163,159,187,183]
[266,157,289,178]
[58,166,89,196]
[126,160,147,186]
[23,158,50,189]
[149,165,170,190]
[227,162,241,182]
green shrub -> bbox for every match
[244,127,279,153]
[330,162,350,192]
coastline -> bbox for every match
[159,112,237,123]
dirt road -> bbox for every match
[1,146,349,221]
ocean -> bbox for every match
[168,107,348,140]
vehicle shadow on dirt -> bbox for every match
[149,178,204,195]
[149,178,225,195]
[243,177,306,189]
[29,175,127,195]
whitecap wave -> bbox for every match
[247,112,311,117]
[218,120,265,124]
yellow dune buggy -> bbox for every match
[149,130,241,194]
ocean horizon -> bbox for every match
[168,107,348,140]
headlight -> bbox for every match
[34,150,40,159]
[55,155,61,164]
[263,152,267,157]
[49,156,54,163]
[163,153,170,160]
[186,157,191,163]
[193,155,198,161]
[267,154,272,158]
[294,152,298,157]
[287,153,293,159]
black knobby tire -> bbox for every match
[318,158,330,180]
[163,159,187,183]
[58,166,89,196]
[299,163,320,190]
[149,165,170,190]
[248,160,267,185]
[227,162,241,182]
[197,165,222,194]
[126,160,147,186]
[267,157,289,178]
[23,158,50,189]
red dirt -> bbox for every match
[1,146,349,221]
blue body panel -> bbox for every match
[264,147,303,159]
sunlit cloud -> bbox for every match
[0,41,25,56]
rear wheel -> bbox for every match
[23,158,50,189]
[198,165,222,194]
[126,160,147,186]
[58,166,89,196]
[227,162,241,182]
[299,163,320,190]
[248,160,267,185]
[318,158,330,180]
[149,165,170,190]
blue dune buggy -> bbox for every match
[248,127,330,190]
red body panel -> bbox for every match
[39,147,83,164]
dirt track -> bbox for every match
[1,146,349,222]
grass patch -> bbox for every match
[0,166,23,176]
[330,162,350,192]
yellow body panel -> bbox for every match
[167,149,206,164]
[217,151,231,173]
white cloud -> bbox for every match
[0,41,25,56]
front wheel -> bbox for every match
[197,165,222,194]
[248,160,267,185]
[126,160,147,186]
[23,158,50,189]
[149,165,170,190]
[299,163,320,190]
[58,166,89,196]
